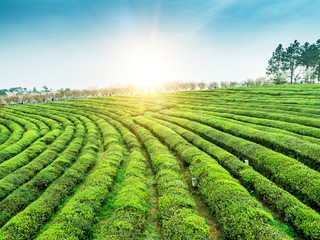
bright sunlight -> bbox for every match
[108,35,181,88]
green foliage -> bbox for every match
[3,84,320,240]
[151,111,320,239]
[267,39,320,83]
[36,116,123,240]
[126,117,211,239]
[136,116,290,239]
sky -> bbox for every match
[1,0,320,90]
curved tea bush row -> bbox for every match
[85,98,149,115]
[0,107,66,180]
[0,119,24,152]
[174,104,320,130]
[159,94,320,134]
[0,106,74,181]
[4,109,50,136]
[54,102,143,150]
[205,101,320,119]
[165,95,320,120]
[150,113,320,239]
[0,112,40,163]
[0,124,10,145]
[11,107,63,131]
[135,116,291,240]
[89,110,148,239]
[161,97,320,140]
[0,113,99,240]
[0,114,82,227]
[0,127,61,180]
[160,109,320,210]
[168,109,320,171]
[37,118,123,240]
[164,99,320,140]
[97,150,148,239]
[189,110,320,145]
[45,103,206,239]
[199,100,320,117]
[1,111,38,132]
[130,119,210,240]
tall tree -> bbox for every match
[266,44,287,84]
[283,40,301,84]
[315,39,320,82]
[300,42,311,69]
[300,42,318,82]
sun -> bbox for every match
[128,43,166,86]
[109,36,179,89]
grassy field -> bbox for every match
[1,84,320,239]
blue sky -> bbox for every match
[1,0,320,90]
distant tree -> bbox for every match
[177,82,189,91]
[207,82,219,89]
[256,77,271,85]
[43,86,49,92]
[254,77,264,86]
[220,81,229,88]
[197,82,206,90]
[33,87,38,93]
[266,44,288,84]
[0,89,8,96]
[9,87,24,93]
[242,79,254,87]
[229,81,238,87]
[172,80,182,91]
[283,40,301,84]
[188,81,197,91]
[163,81,181,92]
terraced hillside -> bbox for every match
[1,84,320,239]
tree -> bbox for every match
[314,39,320,83]
[9,87,24,93]
[188,81,197,91]
[229,81,238,87]
[266,44,287,84]
[283,40,301,84]
[300,42,319,82]
[0,89,8,96]
[207,82,219,89]
[242,78,255,87]
[43,86,49,92]
[197,82,206,90]
[220,81,229,88]
[33,87,38,93]
[254,77,265,86]
[0,96,4,106]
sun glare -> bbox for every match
[129,44,166,86]
[109,36,180,89]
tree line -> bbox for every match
[0,86,67,96]
[0,78,271,106]
[267,39,320,84]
